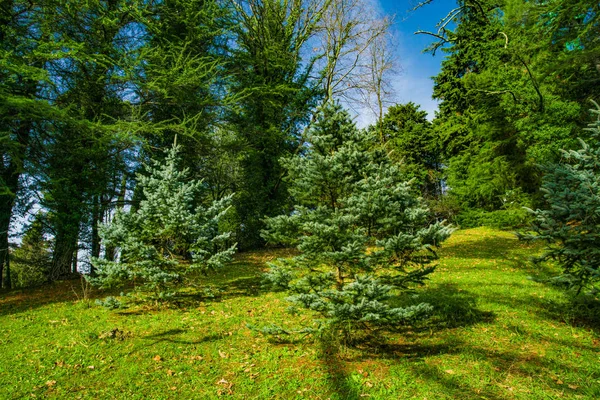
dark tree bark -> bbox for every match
[50,223,80,279]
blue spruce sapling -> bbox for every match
[89,143,236,296]
[261,103,453,335]
[520,103,600,294]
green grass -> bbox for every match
[1,228,599,399]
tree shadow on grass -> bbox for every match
[171,275,265,308]
[319,323,588,400]
[318,335,513,400]
[478,289,600,335]
[142,329,224,345]
[396,283,496,331]
[119,329,226,358]
[504,257,560,281]
[318,336,362,400]
[164,252,280,308]
[0,278,118,317]
[406,339,596,398]
[317,283,496,399]
[0,283,72,317]
[0,248,285,317]
[407,360,506,400]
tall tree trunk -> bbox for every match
[0,0,37,287]
[4,247,11,289]
[0,219,7,289]
[90,195,101,274]
[105,175,126,262]
[50,222,79,280]
[0,1,11,288]
[0,193,11,289]
[0,118,32,289]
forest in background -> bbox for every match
[1,0,599,290]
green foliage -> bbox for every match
[30,0,141,279]
[520,105,600,293]
[527,0,600,102]
[227,0,325,249]
[379,102,442,198]
[10,217,51,288]
[427,0,588,212]
[456,208,531,230]
[261,103,453,334]
[138,0,230,173]
[89,144,237,294]
[0,0,68,288]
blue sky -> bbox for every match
[374,0,457,121]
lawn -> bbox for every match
[1,228,598,399]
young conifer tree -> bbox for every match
[89,143,236,295]
[520,104,600,293]
[261,103,453,334]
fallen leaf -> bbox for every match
[87,366,95,370]
[445,370,455,374]
[45,380,56,387]
[153,355,162,362]
[167,369,174,376]
[556,380,563,385]
[568,384,579,390]
[218,350,228,359]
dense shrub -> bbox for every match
[457,208,532,229]
[89,144,236,295]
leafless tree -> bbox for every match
[350,27,398,136]
[312,0,397,125]
[230,0,398,128]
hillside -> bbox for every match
[1,228,598,399]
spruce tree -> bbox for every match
[520,105,600,293]
[89,143,237,295]
[261,103,453,335]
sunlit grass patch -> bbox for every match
[1,228,598,399]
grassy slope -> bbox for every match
[1,228,599,399]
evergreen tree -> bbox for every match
[227,0,324,249]
[379,102,442,198]
[0,0,61,288]
[11,216,52,288]
[261,103,453,335]
[520,104,600,293]
[423,0,583,212]
[137,0,230,176]
[89,143,237,295]
[35,0,138,279]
